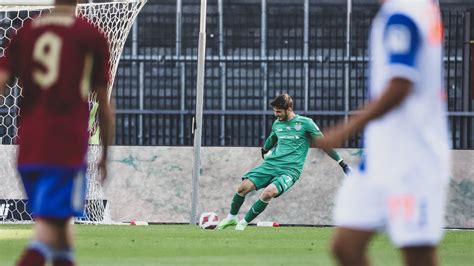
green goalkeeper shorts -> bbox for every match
[242,163,301,197]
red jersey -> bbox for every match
[0,12,110,167]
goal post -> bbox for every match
[0,0,53,7]
[0,0,146,224]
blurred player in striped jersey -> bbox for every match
[217,93,351,231]
[0,0,114,265]
[316,0,450,265]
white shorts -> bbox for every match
[333,172,448,248]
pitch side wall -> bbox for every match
[0,146,472,228]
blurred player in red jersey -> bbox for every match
[0,0,114,265]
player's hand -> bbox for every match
[98,156,107,183]
[261,148,269,159]
[338,160,351,175]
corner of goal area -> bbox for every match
[74,200,128,225]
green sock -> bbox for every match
[230,193,245,215]
[244,199,269,223]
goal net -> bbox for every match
[0,0,146,224]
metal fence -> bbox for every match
[1,1,471,148]
[114,0,474,148]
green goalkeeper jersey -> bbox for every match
[89,101,100,145]
[262,114,323,174]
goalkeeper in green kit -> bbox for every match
[217,93,351,231]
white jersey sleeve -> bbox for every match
[383,12,421,83]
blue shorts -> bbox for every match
[18,166,87,219]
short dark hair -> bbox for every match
[270,93,293,110]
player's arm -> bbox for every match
[310,129,351,174]
[0,71,11,96]
[261,130,277,159]
[316,78,412,150]
[92,27,114,182]
[316,12,419,151]
[96,87,115,181]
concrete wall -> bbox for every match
[0,146,473,228]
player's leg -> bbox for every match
[217,179,256,229]
[53,219,76,266]
[218,164,273,229]
[16,170,52,266]
[33,218,75,266]
[331,172,384,265]
[387,180,447,266]
[401,246,438,266]
[19,218,74,266]
[331,227,375,266]
[235,183,278,230]
[17,168,86,266]
[49,170,86,266]
[236,172,298,230]
[234,179,257,212]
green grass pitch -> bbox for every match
[0,224,472,265]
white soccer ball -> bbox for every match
[198,212,219,229]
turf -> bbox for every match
[0,224,472,265]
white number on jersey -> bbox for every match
[33,32,62,89]
[32,31,92,100]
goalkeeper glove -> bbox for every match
[338,159,351,175]
[261,148,269,159]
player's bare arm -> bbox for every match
[311,134,351,174]
[311,134,337,158]
[96,87,115,182]
[316,77,412,150]
[0,70,10,96]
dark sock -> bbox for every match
[53,248,75,266]
[230,193,245,215]
[17,249,46,266]
[53,259,75,266]
[17,240,53,266]
[244,199,269,223]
